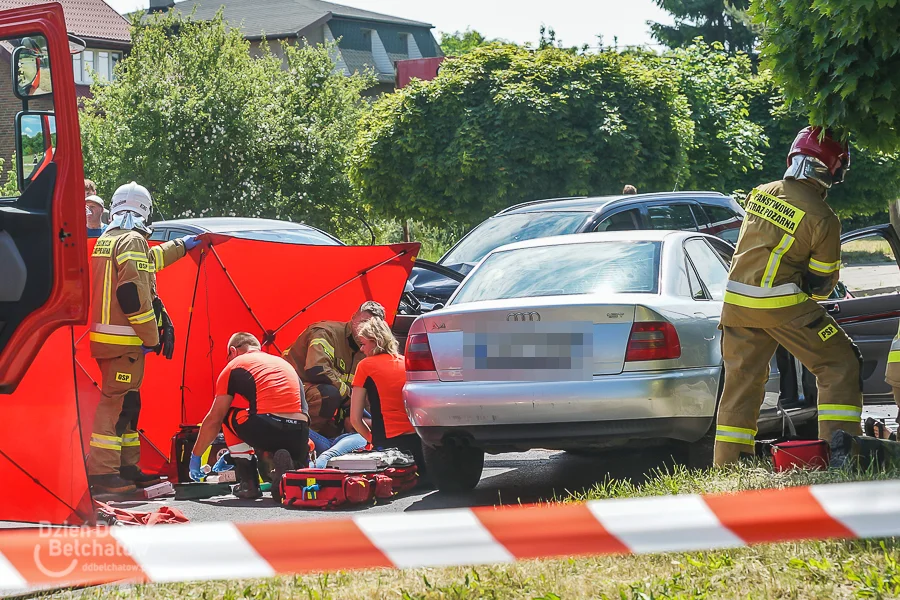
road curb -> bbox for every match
[2,480,899,593]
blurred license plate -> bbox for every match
[462,321,593,381]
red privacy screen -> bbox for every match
[1,235,418,524]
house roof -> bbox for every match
[0,0,131,43]
[172,0,433,40]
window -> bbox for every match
[840,234,900,297]
[647,204,698,231]
[705,204,738,226]
[690,204,709,228]
[72,49,121,84]
[594,209,639,232]
[686,257,706,300]
[702,203,742,243]
[707,237,736,265]
[452,241,661,304]
[148,229,167,242]
[684,238,728,301]
[82,50,93,84]
[441,212,589,267]
[97,51,109,81]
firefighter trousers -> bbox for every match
[714,310,863,466]
[893,388,900,427]
[86,353,145,476]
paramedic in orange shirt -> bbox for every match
[349,318,426,480]
[191,332,309,502]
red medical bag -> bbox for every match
[280,469,395,508]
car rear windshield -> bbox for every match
[217,229,341,245]
[441,211,589,268]
[451,241,661,304]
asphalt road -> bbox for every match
[103,403,899,524]
[841,264,900,295]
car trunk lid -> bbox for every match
[421,300,636,382]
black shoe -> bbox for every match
[232,456,262,500]
[89,474,137,495]
[120,465,164,488]
[257,451,275,484]
[272,449,293,504]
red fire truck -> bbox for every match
[0,3,88,394]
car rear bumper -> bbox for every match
[404,366,719,450]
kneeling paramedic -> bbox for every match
[283,301,385,438]
[190,332,310,502]
[88,182,204,495]
[715,127,862,466]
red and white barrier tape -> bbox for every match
[2,480,899,594]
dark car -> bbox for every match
[148,217,344,245]
[408,191,745,309]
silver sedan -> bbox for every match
[403,230,793,492]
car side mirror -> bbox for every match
[16,112,56,191]
[12,37,52,99]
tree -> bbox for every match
[649,40,767,192]
[350,45,693,227]
[741,78,900,218]
[440,29,490,56]
[650,0,757,53]
[750,0,900,153]
[80,11,373,238]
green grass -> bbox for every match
[62,462,900,600]
[842,238,896,266]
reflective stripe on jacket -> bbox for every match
[89,229,185,359]
[721,179,842,328]
[886,322,900,386]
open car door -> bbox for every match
[815,224,900,403]
[0,4,88,393]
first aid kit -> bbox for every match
[280,468,394,509]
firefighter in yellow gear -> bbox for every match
[715,127,861,466]
[87,182,204,494]
[885,322,900,427]
[283,301,385,437]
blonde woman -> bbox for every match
[349,318,426,480]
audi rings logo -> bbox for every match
[507,311,541,322]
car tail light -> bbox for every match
[625,321,681,362]
[405,319,436,372]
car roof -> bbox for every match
[497,191,729,215]
[489,229,701,254]
[152,217,320,232]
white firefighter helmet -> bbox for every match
[110,182,152,220]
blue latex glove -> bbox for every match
[142,345,155,355]
[212,453,234,472]
[189,454,206,482]
[181,235,204,251]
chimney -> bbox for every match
[149,0,175,13]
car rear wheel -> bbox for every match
[423,443,484,493]
[679,422,715,469]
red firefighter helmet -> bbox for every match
[787,127,850,183]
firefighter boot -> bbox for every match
[119,465,163,488]
[271,449,293,504]
[232,456,262,500]
[89,474,137,495]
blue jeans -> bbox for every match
[308,430,367,469]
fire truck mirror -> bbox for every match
[13,35,52,100]
[16,112,56,191]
